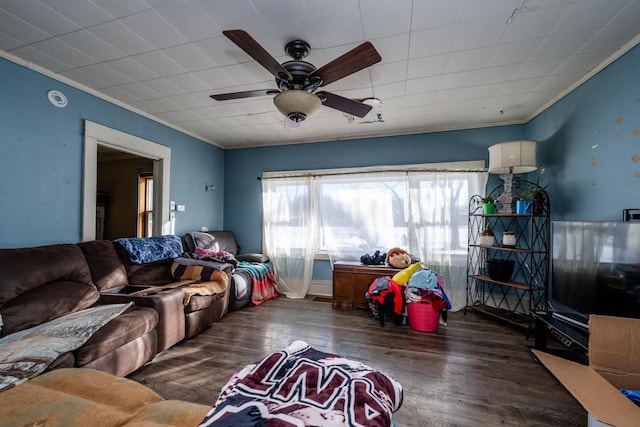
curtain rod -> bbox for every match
[257,167,487,180]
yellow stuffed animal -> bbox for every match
[392,262,422,285]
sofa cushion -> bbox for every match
[78,240,128,291]
[184,231,239,255]
[114,243,174,286]
[0,281,100,336]
[75,305,158,366]
[0,244,93,304]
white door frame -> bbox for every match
[82,120,171,241]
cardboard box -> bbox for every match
[532,315,640,427]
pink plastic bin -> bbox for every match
[407,300,440,332]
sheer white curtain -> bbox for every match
[316,172,409,264]
[408,171,488,311]
[262,176,317,298]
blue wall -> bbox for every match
[0,57,225,248]
[528,43,640,221]
[224,125,526,280]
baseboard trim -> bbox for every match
[308,280,332,297]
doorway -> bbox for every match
[82,121,171,242]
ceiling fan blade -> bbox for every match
[223,30,293,81]
[210,89,279,101]
[317,91,373,118]
[309,42,381,87]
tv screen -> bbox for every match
[552,221,640,319]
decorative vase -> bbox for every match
[483,203,496,214]
[479,232,495,246]
[516,200,533,214]
[502,231,516,247]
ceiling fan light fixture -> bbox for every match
[273,90,321,123]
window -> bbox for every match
[138,175,153,238]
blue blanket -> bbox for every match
[114,235,183,264]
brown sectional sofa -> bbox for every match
[0,237,231,380]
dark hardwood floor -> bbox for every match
[129,296,586,426]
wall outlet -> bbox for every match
[170,212,176,221]
[176,204,186,212]
[170,201,176,210]
[201,226,209,232]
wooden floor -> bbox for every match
[129,296,586,426]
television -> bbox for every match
[551,221,640,323]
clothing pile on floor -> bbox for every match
[366,264,451,327]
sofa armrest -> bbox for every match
[99,288,185,352]
[236,253,270,263]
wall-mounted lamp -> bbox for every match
[205,184,216,192]
[488,140,537,213]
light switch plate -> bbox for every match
[170,201,176,210]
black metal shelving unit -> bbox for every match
[465,185,550,330]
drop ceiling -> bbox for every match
[1,0,639,149]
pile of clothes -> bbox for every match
[366,264,451,327]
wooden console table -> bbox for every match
[332,261,401,310]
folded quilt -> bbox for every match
[198,340,403,427]
[114,235,183,264]
[0,303,133,391]
[237,261,279,305]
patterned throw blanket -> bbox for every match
[198,340,403,427]
[114,235,183,264]
[237,261,280,305]
[0,303,132,391]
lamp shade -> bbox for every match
[273,90,321,122]
[488,140,538,174]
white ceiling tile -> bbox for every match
[167,93,210,109]
[104,57,160,82]
[161,44,217,72]
[140,77,185,97]
[28,38,97,69]
[530,30,598,61]
[499,77,546,95]
[578,22,640,54]
[250,0,309,25]
[90,21,156,56]
[411,0,468,31]
[452,17,506,51]
[91,0,150,19]
[59,30,126,62]
[513,57,566,80]
[534,73,584,94]
[0,9,50,45]
[1,0,79,36]
[554,52,606,75]
[0,31,24,51]
[462,0,520,21]
[45,0,113,27]
[197,0,264,30]
[111,82,163,100]
[475,63,521,85]
[406,75,441,95]
[409,25,458,58]
[553,0,632,35]
[10,45,72,72]
[369,61,407,86]
[156,0,222,42]
[59,68,112,89]
[609,0,640,27]
[306,7,364,48]
[407,54,448,80]
[78,63,135,86]
[304,0,359,16]
[439,70,480,90]
[445,47,493,73]
[144,96,185,113]
[163,73,211,93]
[372,81,406,100]
[132,50,189,76]
[371,33,410,65]
[192,68,241,91]
[485,38,543,67]
[500,3,572,44]
[121,9,189,49]
[360,0,412,40]
[223,61,276,85]
[194,37,248,67]
[100,85,143,103]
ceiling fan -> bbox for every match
[210,30,382,127]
